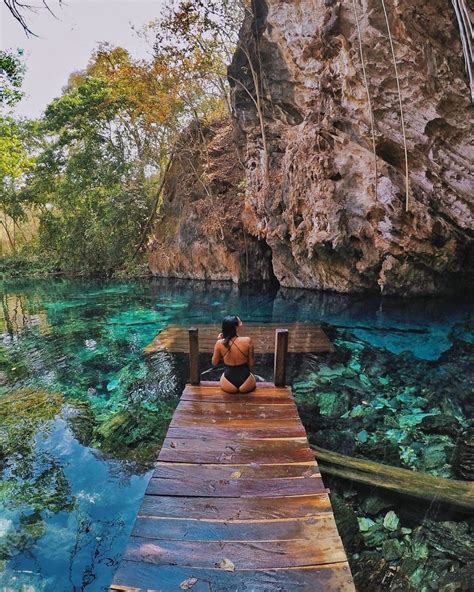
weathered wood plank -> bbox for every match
[111,561,355,592]
[144,322,333,354]
[152,462,320,480]
[169,416,305,429]
[175,401,299,418]
[139,494,333,521]
[159,438,315,464]
[146,475,326,497]
[131,515,337,541]
[110,381,354,591]
[188,328,200,385]
[181,392,294,404]
[182,385,293,398]
[198,381,291,390]
[313,445,474,512]
[165,425,307,439]
[123,536,348,569]
[274,328,289,387]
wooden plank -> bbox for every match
[165,425,308,439]
[169,416,307,429]
[111,379,354,591]
[159,438,315,464]
[111,561,355,592]
[161,437,310,453]
[173,408,298,424]
[198,381,292,391]
[182,385,294,401]
[181,392,294,404]
[274,329,289,387]
[176,400,298,417]
[153,462,320,480]
[144,323,333,354]
[177,399,297,410]
[122,536,348,569]
[189,328,200,385]
[131,515,337,541]
[139,494,333,521]
[146,476,326,497]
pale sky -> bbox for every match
[1,0,165,119]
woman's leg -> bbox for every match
[239,373,256,394]
[220,373,239,394]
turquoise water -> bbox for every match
[0,278,472,591]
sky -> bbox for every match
[1,0,165,119]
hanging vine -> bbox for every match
[451,0,474,102]
[380,0,411,212]
[351,0,378,202]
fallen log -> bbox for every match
[312,445,474,513]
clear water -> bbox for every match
[0,277,472,591]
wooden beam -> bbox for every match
[312,445,474,512]
[188,328,200,385]
[274,329,289,387]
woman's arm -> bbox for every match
[212,341,221,366]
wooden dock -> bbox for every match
[110,328,354,592]
[144,322,333,355]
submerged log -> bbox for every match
[312,446,474,513]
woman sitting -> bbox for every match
[212,315,256,394]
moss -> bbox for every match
[95,401,174,463]
[0,389,63,462]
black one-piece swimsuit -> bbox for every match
[223,340,251,388]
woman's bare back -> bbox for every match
[218,336,252,366]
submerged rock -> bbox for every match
[95,404,173,463]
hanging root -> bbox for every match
[351,0,378,202]
[451,0,474,102]
[380,0,411,212]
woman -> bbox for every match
[212,315,256,394]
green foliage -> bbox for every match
[0,2,244,274]
[0,49,25,107]
[0,253,59,279]
[30,75,153,273]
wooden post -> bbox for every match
[189,328,200,385]
[274,329,289,387]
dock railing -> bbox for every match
[188,327,289,387]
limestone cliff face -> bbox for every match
[229,0,474,295]
[148,118,274,283]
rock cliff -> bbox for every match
[148,118,275,283]
[228,0,474,295]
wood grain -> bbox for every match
[132,515,337,541]
[111,561,355,592]
[144,322,333,354]
[152,462,320,480]
[139,494,333,521]
[165,425,307,439]
[123,536,349,569]
[110,382,354,592]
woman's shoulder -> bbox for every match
[237,336,252,344]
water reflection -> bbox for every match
[0,277,472,591]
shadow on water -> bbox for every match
[0,277,472,590]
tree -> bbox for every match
[152,0,244,118]
[26,46,190,274]
[0,117,38,252]
[3,0,62,36]
[0,49,25,107]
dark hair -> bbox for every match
[222,315,240,348]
